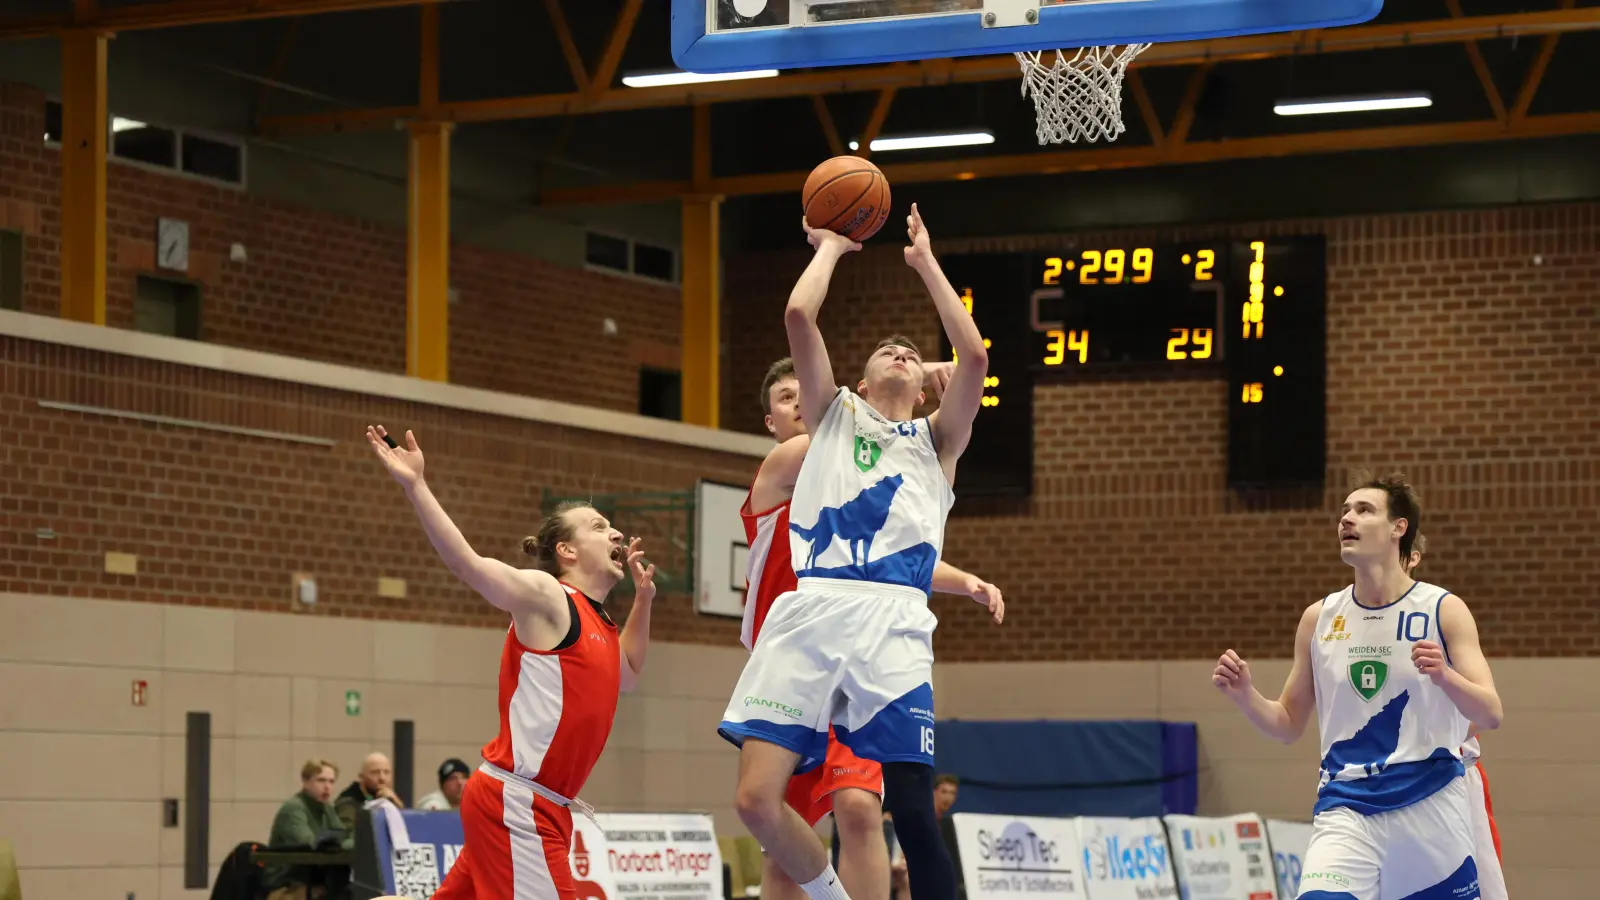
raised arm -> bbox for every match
[366,426,566,620]
[616,538,657,693]
[785,220,860,429]
[904,204,988,471]
[1416,594,1503,730]
[749,434,812,514]
[1213,601,1320,744]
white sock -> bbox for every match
[799,863,853,900]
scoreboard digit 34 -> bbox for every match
[938,236,1327,495]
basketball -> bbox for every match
[802,155,892,243]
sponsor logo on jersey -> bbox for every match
[744,696,805,719]
[1301,871,1352,889]
[1321,614,1352,642]
[854,436,884,473]
[1363,615,1386,621]
[1349,659,1389,701]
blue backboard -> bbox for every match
[672,0,1384,73]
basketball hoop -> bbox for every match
[1014,44,1150,144]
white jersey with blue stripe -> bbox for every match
[1311,580,1471,816]
[787,387,953,595]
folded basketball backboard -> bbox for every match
[672,0,1384,73]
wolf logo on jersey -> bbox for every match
[1311,581,1470,816]
[787,388,953,594]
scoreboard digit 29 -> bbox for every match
[939,236,1327,494]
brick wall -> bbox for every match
[0,337,754,644]
[0,82,678,413]
[0,79,750,643]
[723,204,1600,660]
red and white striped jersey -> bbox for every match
[740,489,795,651]
[479,583,620,798]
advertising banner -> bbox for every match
[951,812,1089,900]
[1074,816,1178,900]
[1162,814,1277,900]
[1264,820,1313,900]
[372,807,721,900]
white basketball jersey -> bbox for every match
[1311,580,1470,816]
[787,388,954,594]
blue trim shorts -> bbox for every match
[718,578,937,773]
[1299,775,1479,900]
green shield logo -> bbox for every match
[1348,660,1388,701]
[853,436,883,473]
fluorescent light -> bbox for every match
[847,131,995,152]
[1273,93,1432,116]
[621,69,779,88]
[112,117,147,132]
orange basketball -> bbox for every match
[802,155,892,243]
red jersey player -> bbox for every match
[366,424,656,900]
[742,359,1003,900]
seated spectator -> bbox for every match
[266,759,352,900]
[335,752,404,830]
[415,758,470,811]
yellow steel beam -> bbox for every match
[1126,69,1164,150]
[588,0,644,97]
[680,196,720,428]
[1444,0,1507,124]
[540,112,1600,206]
[0,0,445,40]
[256,8,1600,135]
[1167,63,1211,148]
[59,28,108,325]
[407,121,452,381]
[541,0,588,91]
[812,95,845,158]
[254,17,302,118]
[1511,0,1575,122]
[856,87,899,160]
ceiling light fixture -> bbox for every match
[1273,93,1433,116]
[621,69,779,88]
[847,131,996,152]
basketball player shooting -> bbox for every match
[366,425,655,900]
[744,355,1003,900]
[1212,473,1503,900]
[719,202,988,900]
[1404,534,1507,900]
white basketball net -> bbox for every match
[1014,44,1151,144]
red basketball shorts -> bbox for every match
[784,726,885,826]
[432,772,577,900]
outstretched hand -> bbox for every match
[627,537,657,604]
[903,202,933,267]
[366,425,424,488]
[803,217,862,254]
[967,576,1005,625]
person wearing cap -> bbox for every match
[417,758,472,811]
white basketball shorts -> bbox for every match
[1297,775,1479,900]
[717,578,937,772]
[1464,763,1506,900]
